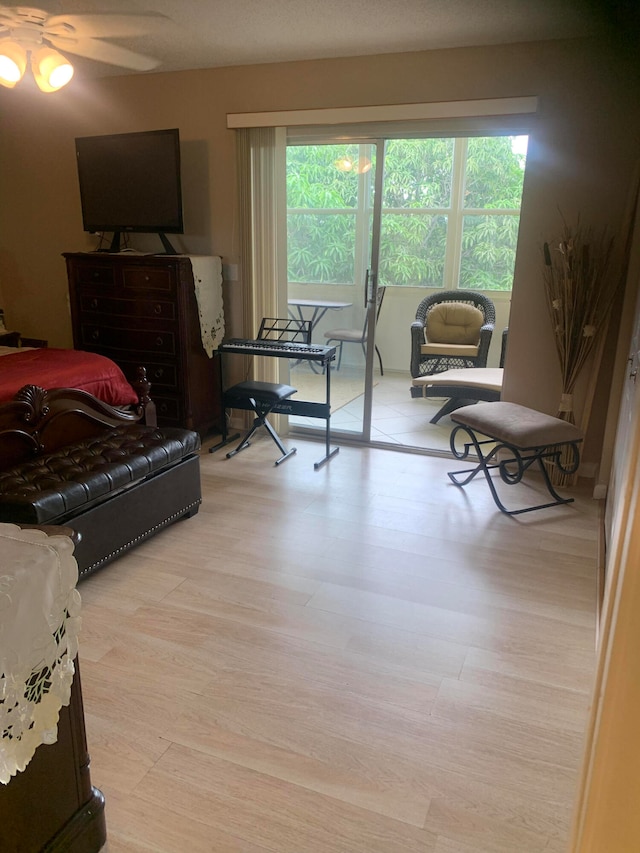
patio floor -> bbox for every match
[289,364,458,454]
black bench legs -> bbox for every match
[447,402,583,515]
[224,380,298,466]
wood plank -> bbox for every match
[77,436,597,852]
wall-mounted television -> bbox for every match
[75,127,183,253]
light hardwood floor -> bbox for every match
[79,434,599,853]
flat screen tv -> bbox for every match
[75,128,183,253]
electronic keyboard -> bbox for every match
[220,338,336,362]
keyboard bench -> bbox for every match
[224,380,298,465]
[447,401,583,515]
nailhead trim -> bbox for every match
[79,499,202,577]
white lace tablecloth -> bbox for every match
[189,255,225,357]
[0,524,81,784]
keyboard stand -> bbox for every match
[220,363,339,469]
[209,353,340,471]
[207,352,241,453]
[275,361,340,470]
[211,330,340,469]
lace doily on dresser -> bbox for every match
[0,524,81,784]
[190,255,225,357]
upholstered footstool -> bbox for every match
[447,401,583,515]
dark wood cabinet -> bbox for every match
[64,253,222,436]
[0,661,106,853]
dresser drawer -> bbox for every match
[123,266,175,293]
[74,264,116,287]
[79,293,176,321]
[153,395,182,424]
[146,363,178,390]
[80,324,177,356]
[118,359,178,392]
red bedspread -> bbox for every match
[0,348,138,406]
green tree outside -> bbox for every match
[286,136,526,291]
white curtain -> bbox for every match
[236,126,287,386]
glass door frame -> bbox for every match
[284,135,386,445]
[360,138,385,442]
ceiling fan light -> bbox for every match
[0,42,27,88]
[32,47,74,92]
[335,156,353,173]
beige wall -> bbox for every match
[570,246,640,849]
[0,36,638,469]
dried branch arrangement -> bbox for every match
[541,219,622,486]
[542,220,618,422]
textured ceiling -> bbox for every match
[0,0,630,78]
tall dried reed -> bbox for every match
[542,220,619,484]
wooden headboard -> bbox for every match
[0,383,153,472]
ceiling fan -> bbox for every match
[0,5,170,91]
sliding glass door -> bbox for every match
[284,132,527,448]
[285,140,384,441]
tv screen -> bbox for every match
[75,128,184,239]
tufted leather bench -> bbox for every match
[0,385,202,577]
[0,424,200,524]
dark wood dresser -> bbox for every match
[0,662,106,853]
[0,524,105,853]
[64,252,222,436]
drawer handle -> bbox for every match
[155,336,164,347]
[90,298,98,309]
[145,275,151,282]
[154,304,162,315]
[159,402,168,413]
[91,329,100,341]
[154,368,164,379]
[92,271,100,279]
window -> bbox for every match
[286,135,527,292]
[286,143,370,286]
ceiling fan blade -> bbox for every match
[47,36,160,71]
[45,13,171,39]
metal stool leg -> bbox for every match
[226,397,296,465]
[448,424,577,515]
[226,415,263,458]
[260,416,297,465]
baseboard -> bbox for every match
[593,482,608,500]
[578,461,597,479]
[596,495,607,644]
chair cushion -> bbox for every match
[426,302,484,345]
[420,342,480,358]
[324,329,364,343]
[413,367,503,392]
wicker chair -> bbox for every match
[410,290,496,378]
